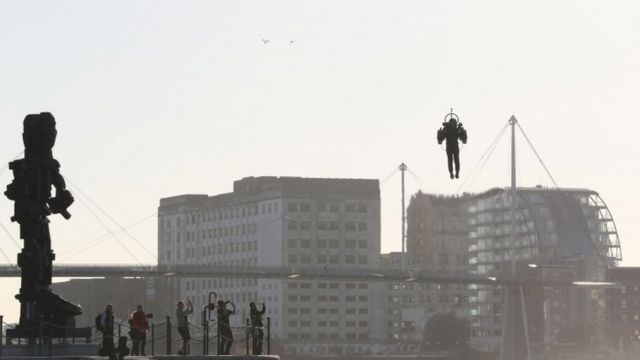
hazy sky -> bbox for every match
[1,0,639,322]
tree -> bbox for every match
[423,313,470,350]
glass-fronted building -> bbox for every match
[467,187,622,351]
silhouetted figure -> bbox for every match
[437,113,467,179]
[250,302,266,355]
[97,304,117,360]
[129,305,151,356]
[4,112,82,338]
[176,299,193,355]
[218,300,236,355]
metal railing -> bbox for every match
[1,314,271,357]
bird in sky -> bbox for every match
[261,39,269,45]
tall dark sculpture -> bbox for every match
[5,112,89,341]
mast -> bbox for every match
[399,162,407,270]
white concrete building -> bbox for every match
[157,176,383,355]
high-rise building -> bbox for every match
[380,193,472,350]
[157,176,384,355]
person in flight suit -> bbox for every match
[437,116,467,179]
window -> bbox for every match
[358,255,368,264]
[300,239,311,248]
[329,204,339,213]
[288,203,298,212]
[288,254,298,264]
[345,222,356,231]
[345,240,356,249]
[317,203,328,212]
[317,239,327,248]
[358,222,368,231]
[329,239,339,248]
[329,221,339,230]
[288,221,298,230]
[300,203,311,212]
[329,255,339,264]
[318,255,327,264]
[358,240,368,249]
[346,204,356,212]
[357,203,368,213]
[300,221,311,230]
[317,222,328,230]
[288,239,298,248]
[345,255,356,264]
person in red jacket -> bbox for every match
[129,305,151,356]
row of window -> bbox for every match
[388,283,466,291]
[288,221,369,231]
[176,223,258,241]
[184,278,260,290]
[287,254,368,265]
[288,320,368,328]
[288,295,368,302]
[288,308,369,315]
[388,294,461,304]
[288,282,368,290]
[161,201,282,228]
[288,238,368,249]
[288,333,368,340]
[288,202,368,213]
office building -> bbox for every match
[157,176,384,355]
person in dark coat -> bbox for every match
[218,300,236,355]
[98,304,117,360]
[250,302,266,355]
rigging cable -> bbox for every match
[380,168,398,188]
[59,212,157,261]
[516,122,560,188]
[68,180,157,260]
[72,192,143,264]
[456,123,509,194]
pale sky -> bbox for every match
[1,0,639,322]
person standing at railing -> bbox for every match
[176,299,193,355]
[97,304,117,360]
[129,305,151,356]
[250,301,266,355]
[217,300,236,355]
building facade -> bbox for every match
[380,193,472,351]
[157,176,384,355]
[605,267,640,354]
[466,187,622,352]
